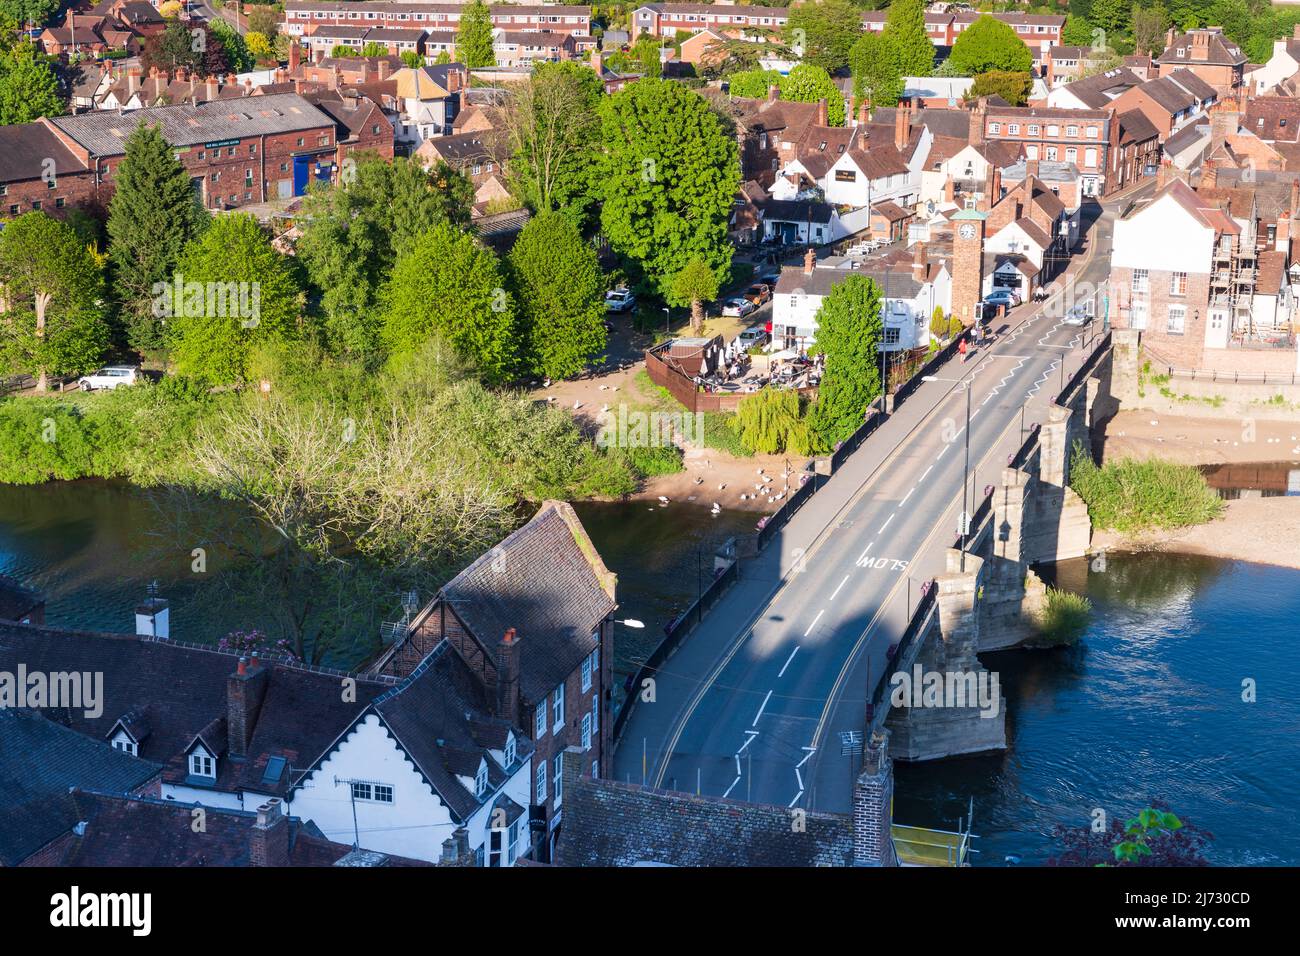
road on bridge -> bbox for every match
[613,181,1151,815]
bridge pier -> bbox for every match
[887,549,1007,761]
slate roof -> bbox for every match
[370,641,532,821]
[1117,108,1160,145]
[0,122,87,184]
[557,774,853,866]
[764,198,833,224]
[434,501,616,705]
[48,93,334,157]
[1157,29,1247,67]
[1164,120,1210,159]
[1244,96,1300,143]
[1057,67,1142,108]
[0,711,160,866]
[0,622,395,800]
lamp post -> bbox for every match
[923,374,972,571]
[663,307,670,337]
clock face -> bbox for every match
[959,223,977,240]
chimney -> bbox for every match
[227,653,270,758]
[912,241,928,283]
[970,97,987,146]
[126,65,141,95]
[767,84,780,103]
[857,99,871,127]
[378,58,391,80]
[1277,213,1290,251]
[992,165,1002,200]
[1166,27,1177,49]
[815,97,828,127]
[205,74,218,101]
[1191,30,1210,61]
[148,65,158,78]
[943,176,955,203]
[590,50,602,78]
[894,105,908,151]
[803,247,816,275]
[226,73,236,86]
[250,799,290,867]
[497,628,520,724]
[1025,157,1040,181]
[314,46,325,65]
[290,38,301,73]
[1202,159,1218,188]
[176,66,187,83]
[1291,177,1299,218]
[852,730,897,866]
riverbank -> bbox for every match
[1097,409,1300,465]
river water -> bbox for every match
[2,481,1296,864]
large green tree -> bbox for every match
[968,70,1033,107]
[503,61,603,225]
[883,0,936,77]
[0,0,57,29]
[1089,0,1132,38]
[456,0,495,68]
[726,68,782,99]
[598,79,739,299]
[141,21,232,76]
[0,211,109,391]
[0,42,62,124]
[506,212,606,379]
[806,274,883,450]
[785,0,864,72]
[948,15,1034,76]
[849,32,905,108]
[667,257,720,332]
[106,123,208,352]
[382,222,516,382]
[779,63,845,126]
[166,214,301,384]
[295,155,472,361]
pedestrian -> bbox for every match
[958,337,968,362]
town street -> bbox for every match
[613,182,1151,813]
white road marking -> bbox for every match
[796,747,816,769]
[723,776,741,798]
[803,610,824,637]
[737,730,759,754]
[856,540,876,563]
[899,487,914,506]
[752,690,773,726]
[878,513,894,534]
[778,645,800,677]
[788,791,804,808]
[830,574,850,600]
[920,465,934,482]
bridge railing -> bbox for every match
[866,580,937,734]
[1055,330,1111,406]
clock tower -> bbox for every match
[951,209,986,328]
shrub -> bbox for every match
[930,306,948,341]
[1069,442,1224,534]
[699,412,753,458]
[1035,586,1091,646]
[733,388,813,455]
[612,442,685,478]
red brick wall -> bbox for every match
[1112,265,1212,367]
[1,170,98,219]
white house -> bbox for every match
[1248,26,1300,94]
[289,642,535,866]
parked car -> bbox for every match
[737,325,769,348]
[983,288,1021,310]
[605,288,636,313]
[1063,303,1094,326]
[742,282,772,306]
[78,366,140,391]
[722,297,756,318]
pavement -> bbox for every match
[612,182,1154,813]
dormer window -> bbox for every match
[190,750,214,778]
[505,733,517,768]
[113,738,137,756]
[475,759,489,798]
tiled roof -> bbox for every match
[435,501,615,704]
[0,711,160,866]
[1117,108,1159,145]
[0,122,87,184]
[1157,29,1246,67]
[764,198,833,224]
[557,773,853,866]
[1057,68,1142,108]
[1244,96,1300,143]
[48,93,334,157]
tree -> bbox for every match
[166,214,302,383]
[806,274,883,450]
[630,34,662,77]
[948,15,1034,76]
[456,0,495,68]
[1133,6,1171,56]
[360,41,388,58]
[726,68,782,99]
[296,155,472,361]
[0,0,57,30]
[785,0,863,72]
[779,63,845,126]
[506,212,606,379]
[106,123,208,352]
[0,42,62,124]
[968,70,1033,106]
[1089,0,1131,37]
[599,79,739,299]
[400,49,422,68]
[503,60,603,225]
[668,258,720,332]
[1061,15,1096,48]
[849,32,904,108]
[0,212,109,391]
[209,17,252,72]
[882,0,936,77]
[246,4,279,38]
[245,30,273,60]
[733,388,812,455]
[142,21,232,77]
[382,222,517,382]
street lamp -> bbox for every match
[923,374,972,571]
[616,618,645,629]
[663,307,670,337]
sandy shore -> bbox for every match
[1097,409,1300,465]
[1092,496,1300,570]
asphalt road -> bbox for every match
[613,182,1151,813]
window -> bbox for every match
[581,655,592,692]
[592,760,599,779]
[55,197,65,208]
[553,754,563,806]
[1086,126,1099,139]
[1131,269,1149,293]
[1045,146,1058,161]
[1084,147,1097,167]
[280,162,289,172]
[249,144,257,155]
[1047,124,1059,137]
[1008,123,1020,135]
[1065,147,1077,163]
[475,760,488,798]
[1028,124,1040,135]
[1130,297,1148,330]
[536,763,547,802]
[884,326,901,345]
[1066,125,1079,137]
[1166,305,1186,334]
[351,781,372,801]
[1170,271,1188,296]
[190,751,214,777]
[297,137,305,146]
[211,171,220,182]
[1026,144,1039,160]
[552,683,564,732]
[113,738,136,756]
[989,122,1001,134]
[535,704,546,738]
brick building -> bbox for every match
[1156,27,1247,94]
[368,501,618,862]
[283,2,592,38]
[973,100,1116,197]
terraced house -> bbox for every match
[282,1,592,38]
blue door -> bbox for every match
[292,155,311,196]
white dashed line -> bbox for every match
[778,646,800,677]
[830,574,850,601]
[878,514,894,534]
[899,487,914,506]
[803,610,824,637]
[752,690,773,726]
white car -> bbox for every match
[605,289,636,313]
[722,297,755,318]
[1063,303,1094,326]
[737,325,769,348]
[78,366,139,391]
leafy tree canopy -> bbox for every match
[806,273,883,450]
[849,31,905,108]
[779,63,845,126]
[949,14,1034,76]
[726,67,783,99]
[785,0,864,73]
[0,40,62,124]
[883,0,936,77]
[968,70,1033,107]
[456,0,495,68]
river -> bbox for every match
[1,481,1296,864]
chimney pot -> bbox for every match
[803,247,816,275]
[815,97,828,128]
[237,656,248,677]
